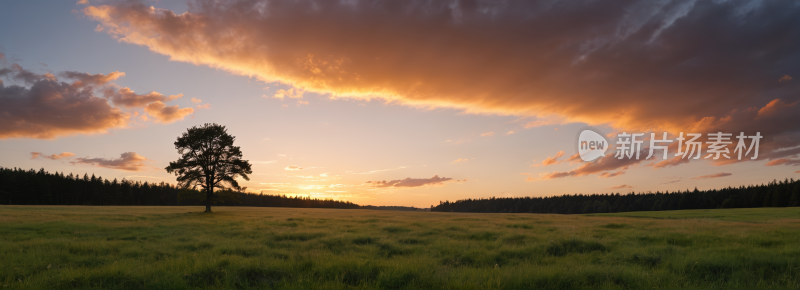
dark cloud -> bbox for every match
[3,63,47,84]
[531,149,645,180]
[367,175,455,188]
[0,64,129,139]
[71,152,148,171]
[0,60,193,139]
[607,185,633,190]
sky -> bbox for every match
[1,0,799,208]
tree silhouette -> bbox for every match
[166,123,252,212]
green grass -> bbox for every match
[588,207,800,222]
[0,206,799,289]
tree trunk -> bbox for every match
[205,185,212,212]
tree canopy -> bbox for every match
[166,123,252,212]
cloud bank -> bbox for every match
[0,53,194,138]
[82,0,800,179]
[72,152,148,171]
[0,56,128,139]
[367,175,455,188]
[84,0,800,137]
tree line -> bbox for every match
[0,167,358,209]
[5,166,798,214]
[432,178,800,213]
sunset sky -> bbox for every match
[1,0,799,207]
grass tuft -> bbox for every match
[600,223,631,229]
[545,239,608,256]
[382,226,411,233]
[352,236,378,245]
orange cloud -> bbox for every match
[765,158,800,166]
[83,1,800,138]
[144,101,194,123]
[31,152,76,160]
[533,150,644,180]
[191,97,202,103]
[540,151,565,166]
[272,88,304,100]
[599,171,625,178]
[105,87,183,108]
[757,99,797,118]
[196,103,211,109]
[285,165,303,171]
[480,132,494,137]
[779,75,793,82]
[692,172,733,180]
[60,71,125,86]
[71,152,148,171]
[565,153,583,164]
[83,1,800,171]
[367,175,456,188]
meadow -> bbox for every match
[1,206,799,289]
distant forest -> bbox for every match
[0,167,358,209]
[4,167,800,214]
[432,178,800,213]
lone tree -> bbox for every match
[166,123,252,212]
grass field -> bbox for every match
[1,206,799,289]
